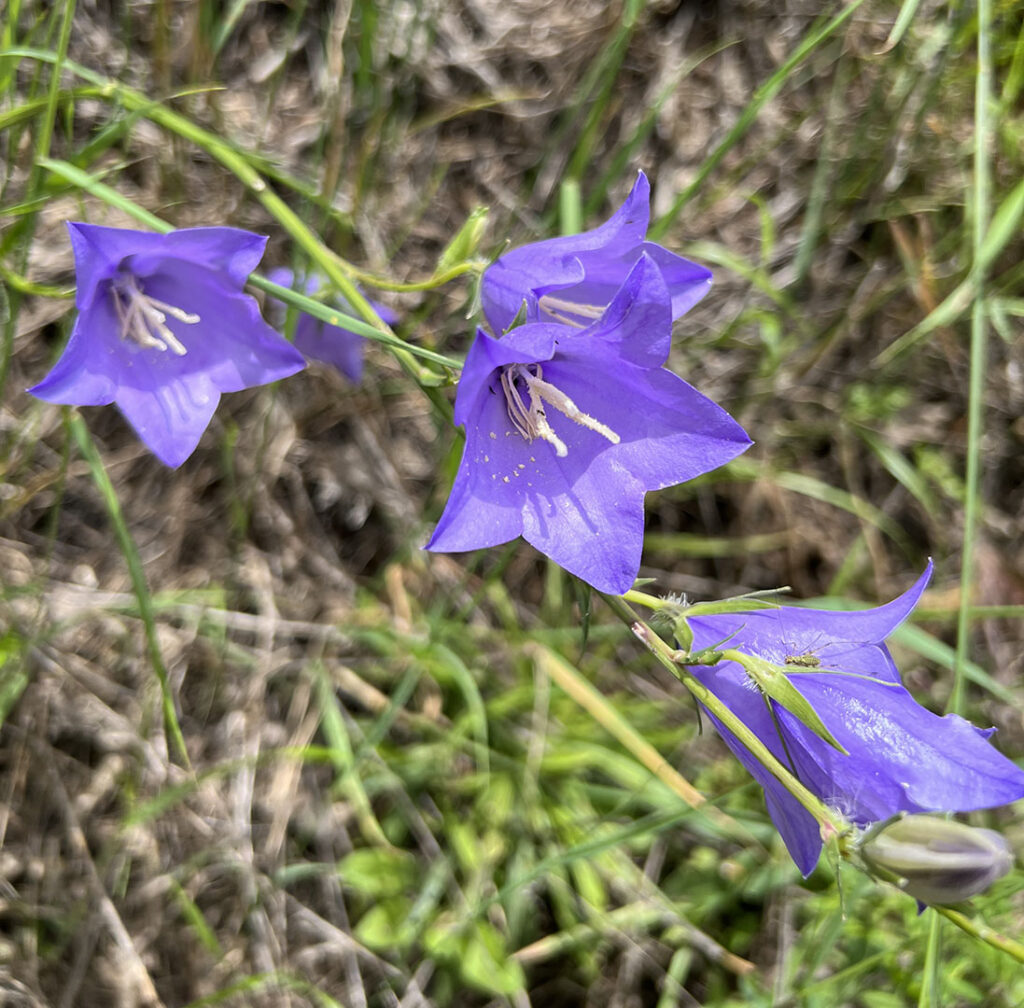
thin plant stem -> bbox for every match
[917,911,943,1008]
[934,905,1024,965]
[69,413,191,769]
[0,0,76,400]
[950,0,992,716]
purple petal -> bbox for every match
[683,564,1024,874]
[370,298,400,328]
[429,309,748,592]
[293,315,363,383]
[556,171,652,254]
[481,173,713,334]
[778,674,1024,823]
[113,364,221,468]
[640,241,713,319]
[690,663,825,874]
[139,262,306,391]
[429,324,654,591]
[545,353,750,491]
[67,222,166,313]
[266,266,295,289]
[425,385,529,553]
[764,791,823,877]
[518,451,645,593]
[583,253,674,367]
[32,229,305,467]
[451,325,559,428]
[29,299,122,406]
[482,257,583,337]
[481,173,652,334]
[129,228,268,288]
[779,562,933,649]
[687,564,932,685]
[427,378,648,592]
[266,270,397,379]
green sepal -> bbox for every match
[680,596,781,619]
[630,577,659,588]
[436,205,489,274]
[501,298,530,335]
[740,653,848,754]
[674,614,694,652]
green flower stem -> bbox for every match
[69,413,191,770]
[334,261,481,293]
[933,905,1024,965]
[601,592,848,844]
[621,588,679,612]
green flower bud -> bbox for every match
[436,206,489,273]
[860,814,1014,905]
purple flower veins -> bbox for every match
[30,222,306,468]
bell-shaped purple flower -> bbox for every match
[481,171,712,335]
[30,223,306,468]
[684,563,1024,876]
[266,267,398,383]
[426,254,751,594]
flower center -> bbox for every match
[111,273,199,356]
[499,363,620,458]
[536,293,606,328]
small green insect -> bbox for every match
[784,652,822,668]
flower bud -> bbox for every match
[860,814,1014,905]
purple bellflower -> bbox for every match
[684,563,1024,876]
[426,254,751,594]
[481,171,712,335]
[266,267,398,383]
[30,223,306,468]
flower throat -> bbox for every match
[500,363,619,458]
[112,273,200,356]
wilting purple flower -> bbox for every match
[30,223,306,468]
[684,563,1024,876]
[481,171,712,335]
[266,268,398,383]
[426,254,750,593]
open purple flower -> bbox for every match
[30,223,306,468]
[426,254,750,593]
[266,267,398,383]
[684,563,1024,876]
[481,171,712,335]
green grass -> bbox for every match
[0,0,1022,1005]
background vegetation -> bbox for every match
[1,0,1022,1005]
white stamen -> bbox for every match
[499,363,620,458]
[537,293,606,328]
[111,273,199,356]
